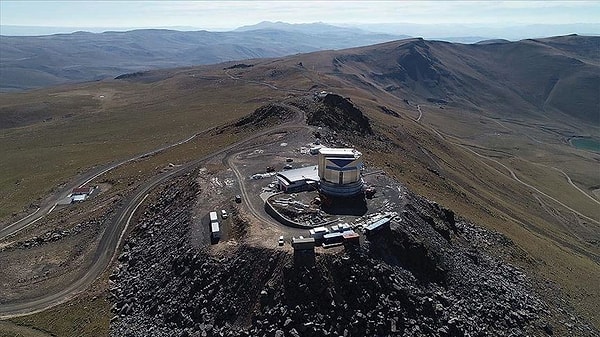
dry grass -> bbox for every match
[0,73,282,220]
[7,272,111,337]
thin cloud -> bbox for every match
[1,0,598,29]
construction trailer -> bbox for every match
[211,221,221,239]
[323,232,344,245]
[209,211,221,239]
[331,223,351,233]
[364,217,391,235]
[309,226,330,240]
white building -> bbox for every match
[318,148,364,197]
[276,165,319,193]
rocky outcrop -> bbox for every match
[307,93,373,135]
[234,103,297,128]
[108,170,564,337]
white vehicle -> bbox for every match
[221,209,228,219]
[278,236,284,246]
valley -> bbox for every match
[0,35,598,336]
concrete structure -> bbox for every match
[211,222,221,239]
[276,165,319,193]
[309,145,324,155]
[292,237,316,250]
[318,148,364,197]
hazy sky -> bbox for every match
[1,1,599,31]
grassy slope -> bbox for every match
[0,70,277,219]
[259,45,599,325]
[7,271,112,337]
[232,53,599,325]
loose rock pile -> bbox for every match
[1,216,108,251]
[108,169,566,336]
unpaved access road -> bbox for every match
[0,133,200,241]
[0,107,310,318]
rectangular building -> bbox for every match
[276,165,319,193]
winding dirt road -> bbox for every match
[0,100,310,318]
[0,133,200,241]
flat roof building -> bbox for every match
[276,165,319,193]
[71,194,87,203]
[71,186,94,203]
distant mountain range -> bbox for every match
[2,21,598,93]
[0,22,407,92]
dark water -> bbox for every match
[571,137,600,152]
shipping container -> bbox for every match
[209,211,218,222]
[309,226,330,239]
[211,221,221,239]
[365,217,391,235]
[323,232,344,244]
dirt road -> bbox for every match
[0,104,310,318]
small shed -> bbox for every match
[343,230,360,245]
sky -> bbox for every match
[1,1,599,34]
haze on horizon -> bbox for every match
[1,0,599,39]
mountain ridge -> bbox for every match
[0,27,404,92]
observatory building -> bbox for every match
[318,148,364,197]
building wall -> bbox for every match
[318,150,362,185]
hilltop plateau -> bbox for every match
[0,35,598,336]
